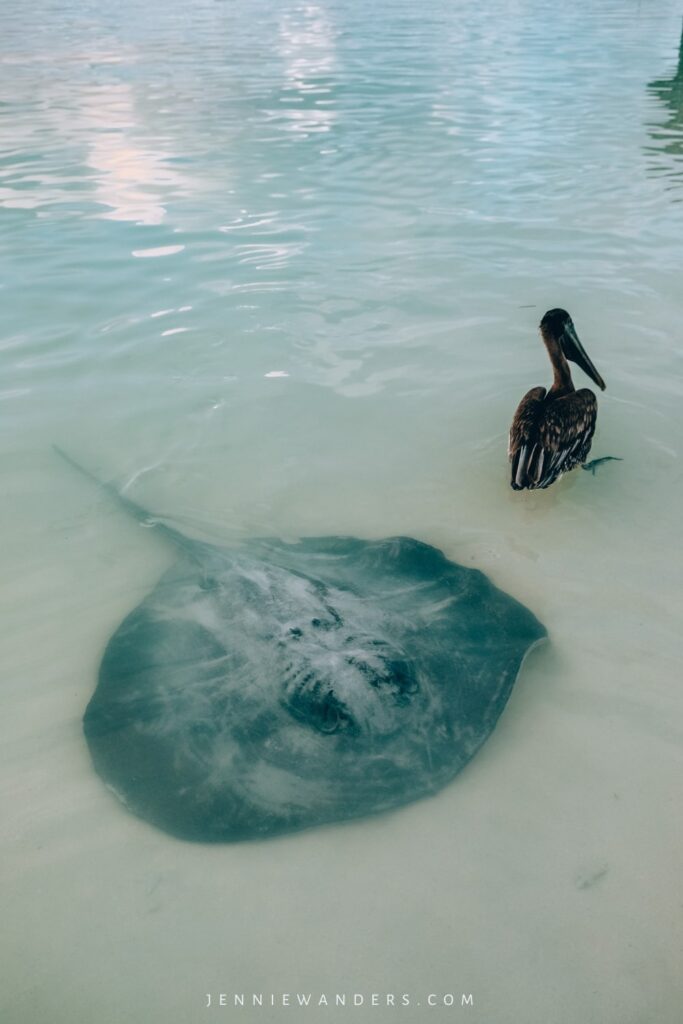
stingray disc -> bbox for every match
[84,534,546,841]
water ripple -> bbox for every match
[0,0,681,437]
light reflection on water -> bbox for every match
[1,2,682,1023]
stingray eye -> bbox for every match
[283,678,356,736]
[318,700,341,734]
[315,693,356,736]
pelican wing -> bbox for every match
[509,387,546,489]
[509,388,597,490]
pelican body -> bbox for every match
[509,309,606,490]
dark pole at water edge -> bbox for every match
[648,18,683,107]
[645,17,683,184]
[674,17,683,81]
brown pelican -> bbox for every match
[509,309,606,490]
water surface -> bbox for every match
[1,2,682,1022]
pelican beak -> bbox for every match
[561,321,606,391]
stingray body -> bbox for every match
[58,450,546,842]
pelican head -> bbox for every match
[540,308,606,391]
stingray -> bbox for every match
[57,448,546,843]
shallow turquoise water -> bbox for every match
[1,2,682,1022]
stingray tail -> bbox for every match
[53,446,191,552]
